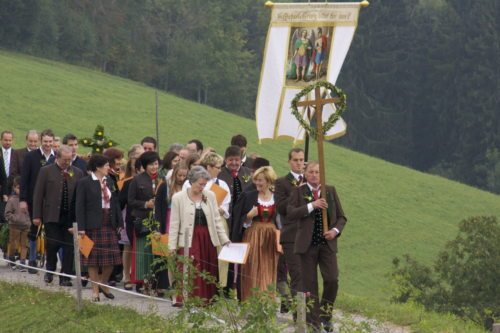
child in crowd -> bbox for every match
[5,176,31,271]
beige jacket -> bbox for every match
[168,189,229,250]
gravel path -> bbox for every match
[0,255,409,332]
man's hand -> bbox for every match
[145,199,155,209]
[33,218,41,226]
[2,195,7,202]
[312,198,328,210]
[324,228,338,240]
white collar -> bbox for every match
[307,183,320,192]
[91,172,107,182]
[290,171,302,181]
[39,147,54,158]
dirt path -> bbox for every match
[0,256,409,332]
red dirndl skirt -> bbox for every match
[82,209,122,266]
[176,225,218,303]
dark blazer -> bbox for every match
[287,184,347,254]
[10,148,29,179]
[0,157,6,196]
[242,156,255,169]
[32,164,83,223]
[275,173,302,244]
[76,175,123,230]
[72,156,88,174]
[128,172,155,220]
[231,189,259,242]
[20,149,55,215]
[154,181,169,234]
[0,149,14,194]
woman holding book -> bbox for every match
[76,154,123,302]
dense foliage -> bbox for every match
[0,0,499,193]
[390,216,500,329]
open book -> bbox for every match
[218,243,250,264]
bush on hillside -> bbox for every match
[390,216,500,329]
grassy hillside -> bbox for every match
[1,50,499,305]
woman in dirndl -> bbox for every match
[128,151,165,293]
[76,154,123,302]
[232,166,280,301]
[169,166,230,304]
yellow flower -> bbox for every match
[83,139,88,144]
[96,148,100,152]
[108,142,113,146]
[97,131,103,136]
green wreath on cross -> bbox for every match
[79,125,119,154]
[290,81,347,140]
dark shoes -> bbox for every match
[28,261,38,274]
[44,273,53,283]
[280,301,290,314]
[321,319,334,333]
[59,279,73,287]
[99,286,115,299]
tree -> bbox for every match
[391,216,500,329]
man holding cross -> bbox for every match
[287,161,347,331]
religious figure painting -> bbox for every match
[285,26,333,87]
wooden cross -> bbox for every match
[296,86,340,235]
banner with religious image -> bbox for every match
[256,1,367,143]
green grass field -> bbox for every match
[1,49,499,322]
[0,281,172,332]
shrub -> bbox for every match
[390,216,500,329]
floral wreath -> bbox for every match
[79,125,118,154]
[290,81,347,140]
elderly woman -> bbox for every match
[232,166,280,301]
[128,151,161,293]
[76,154,123,302]
[169,166,230,303]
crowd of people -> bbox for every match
[0,129,347,332]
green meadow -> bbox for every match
[1,50,498,330]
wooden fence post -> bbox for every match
[72,222,82,311]
[182,227,189,302]
[296,291,307,333]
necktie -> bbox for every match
[3,150,9,177]
[102,179,110,204]
[231,170,238,178]
[298,175,303,184]
[312,188,319,200]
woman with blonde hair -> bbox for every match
[232,166,280,301]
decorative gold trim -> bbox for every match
[265,1,274,8]
[273,86,288,139]
[360,1,370,8]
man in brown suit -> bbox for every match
[287,161,347,332]
[10,130,39,179]
[32,146,83,285]
[275,148,305,312]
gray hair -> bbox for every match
[169,143,184,152]
[25,130,39,139]
[187,166,211,184]
[56,145,73,158]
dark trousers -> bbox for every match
[299,243,339,329]
[44,222,74,280]
[282,242,302,297]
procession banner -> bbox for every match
[256,1,365,143]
